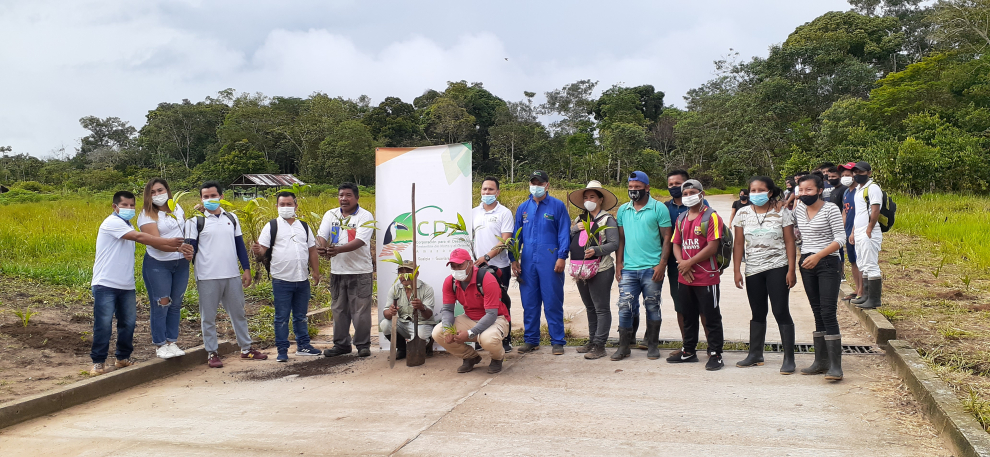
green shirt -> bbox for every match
[387,279,437,325]
[616,197,672,270]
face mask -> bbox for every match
[116,208,135,221]
[584,201,597,212]
[481,194,497,206]
[798,194,820,206]
[739,195,748,202]
[828,178,841,187]
[530,185,547,198]
[668,186,682,198]
[152,194,169,207]
[840,176,854,186]
[749,192,769,206]
[451,268,469,281]
[278,207,296,219]
[203,199,221,211]
[853,174,869,184]
[682,194,702,207]
[627,189,645,202]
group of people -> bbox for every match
[89,162,886,382]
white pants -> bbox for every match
[854,231,882,280]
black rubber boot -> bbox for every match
[395,336,407,360]
[645,320,662,360]
[610,327,632,361]
[736,320,766,367]
[800,332,829,375]
[632,315,646,350]
[851,281,869,305]
[857,278,882,309]
[824,334,843,381]
[779,323,795,374]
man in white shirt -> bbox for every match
[851,162,884,309]
[318,182,375,358]
[472,176,515,353]
[253,191,322,362]
[185,181,268,368]
[90,191,185,375]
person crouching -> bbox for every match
[381,260,436,360]
[433,249,511,374]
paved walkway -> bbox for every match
[0,195,948,456]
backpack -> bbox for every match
[260,218,310,276]
[451,265,508,301]
[862,185,896,232]
[192,212,238,265]
[675,205,733,273]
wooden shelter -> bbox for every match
[229,174,305,198]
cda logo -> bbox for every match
[379,205,466,258]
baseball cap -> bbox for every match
[628,171,649,186]
[840,162,857,170]
[529,170,549,184]
[853,161,872,171]
[681,179,704,192]
[446,248,472,266]
[397,259,415,271]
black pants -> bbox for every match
[680,284,724,354]
[745,266,793,325]
[800,254,841,335]
[496,265,512,344]
[575,267,614,345]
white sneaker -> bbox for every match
[156,345,174,359]
[167,343,186,357]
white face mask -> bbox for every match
[278,207,296,219]
[584,200,597,212]
[451,268,469,281]
[152,194,169,207]
[840,176,854,187]
[682,194,702,207]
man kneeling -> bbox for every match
[380,260,436,359]
[433,249,511,374]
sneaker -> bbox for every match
[552,344,564,355]
[457,355,483,373]
[167,343,186,357]
[156,345,174,359]
[277,351,288,363]
[666,349,699,363]
[502,341,512,354]
[114,359,135,369]
[357,348,371,357]
[91,363,107,375]
[241,348,268,360]
[208,352,223,368]
[516,343,540,354]
[295,346,322,357]
[323,345,353,357]
[706,353,724,371]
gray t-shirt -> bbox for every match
[732,205,795,276]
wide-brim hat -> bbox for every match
[568,180,618,211]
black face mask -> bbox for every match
[798,194,820,206]
[668,186,682,198]
[828,178,841,186]
[628,189,647,202]
[739,195,748,202]
[853,174,869,184]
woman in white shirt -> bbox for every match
[137,178,190,359]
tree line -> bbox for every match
[2,0,989,195]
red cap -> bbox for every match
[841,162,856,170]
[446,248,472,266]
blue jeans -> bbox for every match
[617,268,663,328]
[142,254,190,346]
[90,285,136,363]
[273,279,312,352]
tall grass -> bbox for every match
[894,193,990,273]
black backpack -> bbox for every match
[192,212,238,264]
[862,185,896,232]
[451,265,508,300]
[260,219,310,276]
[675,205,733,273]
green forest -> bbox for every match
[2,0,990,196]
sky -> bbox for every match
[0,0,851,158]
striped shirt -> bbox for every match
[794,201,846,256]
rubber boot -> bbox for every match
[851,280,869,305]
[632,315,646,350]
[645,320,662,360]
[857,278,882,309]
[778,323,795,374]
[824,334,843,381]
[800,332,829,375]
[611,327,632,361]
[385,334,407,360]
[736,321,766,367]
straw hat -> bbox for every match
[568,180,618,211]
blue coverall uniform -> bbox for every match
[514,194,570,346]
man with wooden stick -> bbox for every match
[381,260,435,360]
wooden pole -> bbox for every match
[411,183,417,299]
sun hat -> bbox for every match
[568,180,618,211]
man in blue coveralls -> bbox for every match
[511,170,571,355]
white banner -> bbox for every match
[375,143,473,349]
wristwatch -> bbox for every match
[484,254,491,262]
[467,329,476,340]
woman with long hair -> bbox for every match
[793,174,847,381]
[732,177,797,373]
[137,178,190,359]
[566,181,619,360]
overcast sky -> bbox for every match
[0,0,851,157]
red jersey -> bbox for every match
[671,208,723,286]
[442,267,510,321]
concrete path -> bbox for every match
[0,195,948,456]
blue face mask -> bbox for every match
[116,208,135,221]
[203,199,221,211]
[481,194,497,205]
[530,185,547,198]
[749,192,769,206]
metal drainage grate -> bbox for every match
[599,338,882,354]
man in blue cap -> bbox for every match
[512,170,571,355]
[611,171,673,360]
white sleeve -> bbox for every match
[354,210,374,243]
[306,225,317,248]
[102,218,134,240]
[136,211,154,229]
[781,208,795,227]
[232,213,243,237]
[257,222,272,248]
[317,211,333,240]
[868,184,883,207]
[499,209,515,235]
